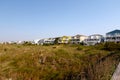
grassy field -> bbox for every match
[0,43,120,80]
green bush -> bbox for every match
[76,46,83,51]
[22,42,33,46]
[103,42,120,51]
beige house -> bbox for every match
[70,35,87,44]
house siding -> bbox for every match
[106,30,120,42]
[84,34,104,45]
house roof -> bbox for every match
[75,34,87,37]
[90,34,103,36]
[106,29,120,35]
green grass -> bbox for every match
[0,43,120,80]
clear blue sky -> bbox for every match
[0,0,120,42]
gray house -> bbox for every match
[84,34,104,45]
[38,38,55,45]
[105,29,120,42]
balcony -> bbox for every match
[106,34,120,37]
[106,39,120,42]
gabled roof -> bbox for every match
[75,34,87,37]
[90,34,103,36]
[106,29,120,35]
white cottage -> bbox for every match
[33,39,41,45]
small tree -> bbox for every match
[54,37,59,44]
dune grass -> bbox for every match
[0,43,120,80]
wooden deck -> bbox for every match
[111,63,120,80]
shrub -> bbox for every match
[103,42,120,51]
[22,41,33,46]
[4,48,7,51]
[76,46,83,51]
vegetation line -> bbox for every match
[0,42,120,80]
[96,51,119,65]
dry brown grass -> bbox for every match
[0,44,120,80]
